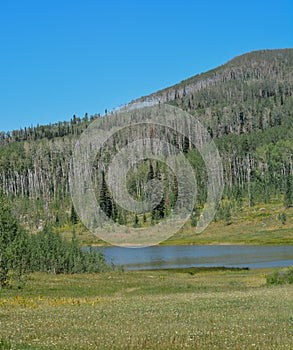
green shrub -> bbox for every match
[266,267,293,285]
[0,338,12,350]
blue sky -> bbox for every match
[0,0,292,132]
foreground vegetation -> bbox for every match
[0,192,113,288]
[0,268,292,349]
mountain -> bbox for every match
[130,49,293,137]
[0,48,292,236]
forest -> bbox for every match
[0,48,292,233]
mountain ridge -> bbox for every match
[1,48,292,137]
[126,48,293,109]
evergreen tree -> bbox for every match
[99,171,113,219]
[279,212,287,225]
[117,209,125,225]
[284,175,292,208]
[147,162,154,181]
[191,210,197,227]
[70,204,79,224]
[133,213,139,228]
[220,202,232,226]
[143,213,147,223]
[0,193,29,287]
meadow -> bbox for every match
[0,268,292,349]
[58,203,293,246]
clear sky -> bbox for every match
[0,0,292,132]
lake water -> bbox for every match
[96,245,293,270]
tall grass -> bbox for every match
[0,269,292,349]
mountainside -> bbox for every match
[134,49,293,103]
[0,48,293,238]
[132,49,293,137]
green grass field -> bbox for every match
[57,203,293,246]
[0,268,292,349]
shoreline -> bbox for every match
[84,241,293,247]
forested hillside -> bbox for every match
[0,49,292,234]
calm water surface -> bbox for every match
[97,245,293,270]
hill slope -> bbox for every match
[0,48,293,243]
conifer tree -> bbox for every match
[0,192,29,287]
[191,210,197,227]
[99,171,113,219]
[70,204,79,224]
[284,175,292,208]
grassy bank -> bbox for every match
[0,268,292,349]
[58,203,293,246]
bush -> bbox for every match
[0,338,12,350]
[266,267,293,285]
[0,190,114,289]
[28,227,113,274]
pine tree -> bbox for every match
[147,163,154,181]
[143,213,147,223]
[191,210,197,227]
[284,175,292,208]
[117,209,125,225]
[223,204,232,225]
[70,204,79,225]
[0,192,29,287]
[133,213,139,228]
[99,171,113,219]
